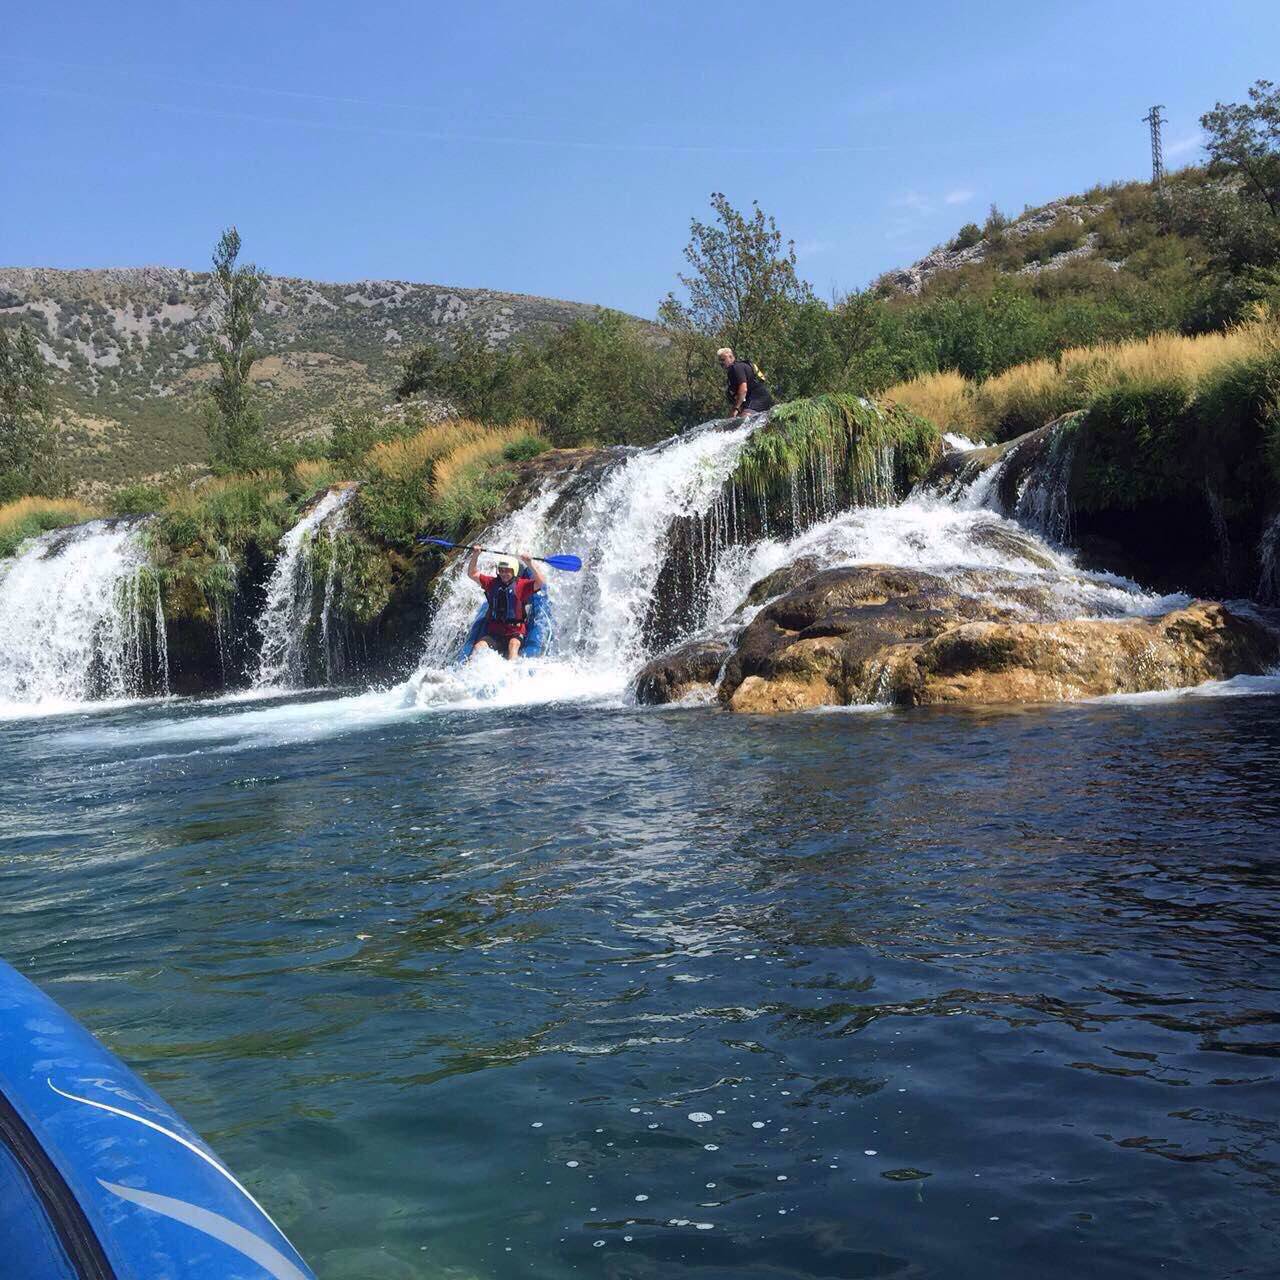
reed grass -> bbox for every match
[0,497,100,558]
[883,313,1280,443]
[882,371,979,437]
[362,420,490,479]
[430,422,545,537]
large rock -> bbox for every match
[712,563,1279,714]
[879,603,1278,706]
[633,637,732,705]
[718,566,1012,712]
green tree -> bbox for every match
[659,193,816,368]
[1186,79,1280,318]
[204,226,266,471]
[0,324,59,502]
[1202,79,1280,218]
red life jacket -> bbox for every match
[486,578,525,625]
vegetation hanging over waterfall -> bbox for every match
[732,395,941,515]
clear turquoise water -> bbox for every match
[3,690,1279,1278]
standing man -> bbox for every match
[466,548,544,660]
[717,347,774,417]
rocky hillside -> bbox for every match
[878,197,1112,296]
[0,266,616,492]
[873,166,1220,300]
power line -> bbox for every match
[1141,105,1167,188]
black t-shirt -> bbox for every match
[726,360,773,410]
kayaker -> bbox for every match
[466,548,545,659]
[717,347,774,416]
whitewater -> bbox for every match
[26,414,1278,758]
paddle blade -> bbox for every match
[416,536,457,548]
[542,554,583,572]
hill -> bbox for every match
[0,266,617,492]
[871,165,1231,334]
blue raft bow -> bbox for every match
[0,956,316,1280]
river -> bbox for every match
[3,685,1278,1278]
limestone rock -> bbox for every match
[712,563,1279,714]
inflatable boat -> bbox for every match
[458,575,552,662]
[0,956,315,1280]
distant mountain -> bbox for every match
[0,266,619,492]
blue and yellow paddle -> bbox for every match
[416,536,583,573]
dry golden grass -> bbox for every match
[972,357,1077,435]
[163,471,286,513]
[887,312,1280,439]
[363,420,490,478]
[1059,321,1275,401]
[0,497,100,556]
[430,422,543,503]
[0,496,98,530]
[882,371,980,436]
[293,458,341,491]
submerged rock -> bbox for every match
[710,563,1279,714]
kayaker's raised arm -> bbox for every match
[519,553,544,592]
[466,545,483,583]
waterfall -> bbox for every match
[1014,424,1077,545]
[406,408,1193,711]
[319,496,352,684]
[1258,513,1280,604]
[0,519,168,711]
[417,419,762,677]
[252,487,356,689]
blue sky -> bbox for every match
[2,1,1275,317]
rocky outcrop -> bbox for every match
[635,562,1280,714]
[879,200,1106,296]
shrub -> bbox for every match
[110,482,167,515]
[157,471,293,555]
[949,223,983,252]
[0,497,99,558]
[1021,214,1086,265]
[1072,379,1196,510]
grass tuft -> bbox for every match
[0,497,101,558]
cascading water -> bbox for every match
[1014,422,1078,545]
[1258,513,1280,605]
[404,411,1190,712]
[253,487,355,689]
[0,519,169,712]
[416,418,763,683]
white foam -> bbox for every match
[0,518,166,710]
[1084,673,1280,705]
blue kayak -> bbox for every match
[458,579,552,662]
[0,957,315,1280]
